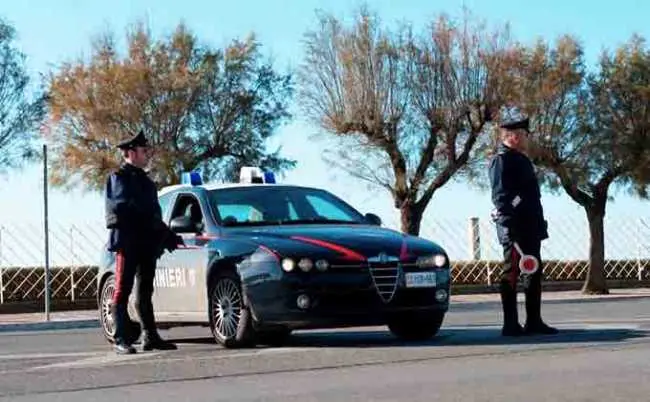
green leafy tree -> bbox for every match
[45,21,294,191]
[512,35,650,294]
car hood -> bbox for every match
[223,224,445,262]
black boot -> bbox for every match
[523,274,558,335]
[500,282,524,336]
[137,297,177,351]
[111,303,137,354]
[142,331,178,351]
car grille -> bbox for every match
[369,263,399,303]
[329,258,425,304]
[330,262,418,273]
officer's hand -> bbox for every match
[174,234,185,247]
[164,234,183,252]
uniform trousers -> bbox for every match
[499,238,544,327]
[111,246,157,344]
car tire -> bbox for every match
[208,270,256,348]
[387,311,445,341]
[256,326,292,347]
[98,275,141,345]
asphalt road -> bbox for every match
[2,297,650,401]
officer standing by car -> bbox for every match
[488,116,559,337]
[104,130,184,354]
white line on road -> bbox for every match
[0,352,103,360]
[24,346,315,371]
[28,352,163,370]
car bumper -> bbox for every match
[244,270,451,329]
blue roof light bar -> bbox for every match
[181,171,202,185]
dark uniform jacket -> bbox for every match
[488,143,548,245]
[104,163,177,255]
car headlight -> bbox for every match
[281,257,329,272]
[315,259,329,271]
[416,254,448,268]
[282,258,296,272]
[298,258,313,272]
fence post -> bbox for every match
[43,143,51,321]
[70,226,75,302]
[469,217,481,260]
[639,217,647,281]
[0,225,4,304]
[468,217,485,283]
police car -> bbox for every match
[97,168,452,348]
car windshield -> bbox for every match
[207,186,366,226]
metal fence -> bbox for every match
[0,221,105,304]
[0,215,649,305]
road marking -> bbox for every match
[28,352,162,370]
[23,347,315,371]
[0,351,102,361]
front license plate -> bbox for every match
[405,271,436,288]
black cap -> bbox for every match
[499,117,530,132]
[117,130,150,150]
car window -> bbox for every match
[217,205,262,222]
[158,192,173,220]
[305,194,356,221]
[216,202,298,223]
[208,186,364,226]
[170,193,205,228]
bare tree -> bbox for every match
[298,7,517,234]
[0,18,46,173]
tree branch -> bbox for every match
[409,124,439,193]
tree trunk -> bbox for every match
[400,202,424,236]
[582,202,609,294]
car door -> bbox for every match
[153,192,210,322]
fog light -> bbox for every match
[296,294,311,309]
[435,289,448,302]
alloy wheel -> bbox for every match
[101,281,115,337]
[211,278,242,339]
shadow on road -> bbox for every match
[167,327,648,349]
[287,328,647,348]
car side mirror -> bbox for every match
[170,216,200,233]
[364,213,382,226]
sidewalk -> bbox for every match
[1,288,650,332]
[0,310,99,333]
[451,287,650,304]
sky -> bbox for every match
[1,0,649,266]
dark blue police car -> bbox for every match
[97,168,451,348]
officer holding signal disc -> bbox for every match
[488,116,559,337]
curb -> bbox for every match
[450,293,650,311]
[0,319,99,333]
